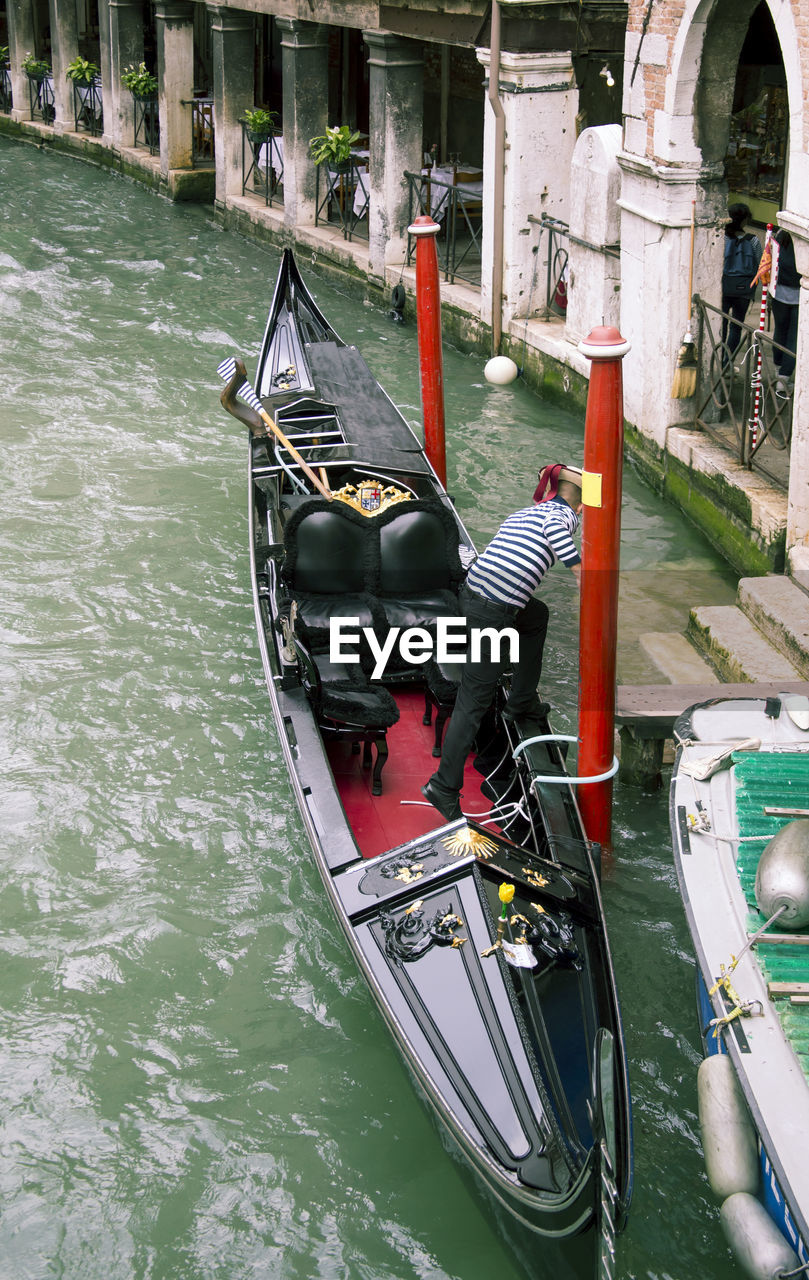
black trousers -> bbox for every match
[434,585,550,793]
[721,293,751,358]
[771,298,799,378]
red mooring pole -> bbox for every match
[576,325,630,853]
[408,215,447,486]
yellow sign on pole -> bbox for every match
[581,469,603,508]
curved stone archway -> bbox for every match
[619,0,809,571]
[663,0,803,201]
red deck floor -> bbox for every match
[326,687,496,859]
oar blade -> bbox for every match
[217,355,238,383]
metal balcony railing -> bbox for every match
[241,126,284,207]
[314,158,369,243]
[404,169,482,287]
[189,96,213,167]
[133,95,159,155]
[693,295,792,485]
[527,214,573,316]
[72,78,103,136]
[0,65,12,113]
[27,73,55,124]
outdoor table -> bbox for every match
[421,165,483,221]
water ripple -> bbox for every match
[0,138,737,1279]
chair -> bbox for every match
[453,169,483,224]
[423,650,463,757]
[282,501,376,653]
[377,503,463,632]
[292,635,399,796]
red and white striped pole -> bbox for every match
[576,325,631,854]
[408,215,447,487]
[749,222,774,455]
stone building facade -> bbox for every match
[0,0,806,580]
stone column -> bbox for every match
[616,154,726,448]
[105,0,145,149]
[476,48,577,331]
[208,5,254,208]
[565,125,622,342]
[97,0,112,137]
[363,31,423,280]
[779,213,809,581]
[48,0,80,133]
[155,0,194,175]
[7,0,38,122]
[278,17,328,229]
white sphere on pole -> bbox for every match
[484,356,519,385]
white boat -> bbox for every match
[670,692,809,1279]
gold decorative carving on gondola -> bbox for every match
[441,827,498,860]
[524,866,550,889]
[380,901,466,965]
[395,862,425,884]
[331,479,412,516]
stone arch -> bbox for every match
[664,0,803,190]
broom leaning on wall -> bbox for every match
[671,200,698,399]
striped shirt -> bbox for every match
[466,498,580,608]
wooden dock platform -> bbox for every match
[615,680,809,787]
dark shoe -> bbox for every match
[502,698,550,724]
[421,777,462,822]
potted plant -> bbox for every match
[22,51,51,82]
[240,107,277,143]
[309,124,360,172]
[66,56,99,86]
[0,46,9,68]
[121,62,157,100]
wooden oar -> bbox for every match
[217,356,332,501]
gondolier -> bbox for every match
[422,464,583,822]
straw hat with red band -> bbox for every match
[533,464,583,503]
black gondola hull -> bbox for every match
[236,250,632,1271]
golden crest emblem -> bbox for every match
[332,478,412,517]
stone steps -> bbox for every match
[737,576,809,678]
[620,575,808,787]
[638,575,809,687]
[687,604,803,682]
[639,632,719,685]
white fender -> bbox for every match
[720,1191,800,1280]
[698,1055,758,1199]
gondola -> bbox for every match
[670,693,809,1279]
[218,249,632,1276]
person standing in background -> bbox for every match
[770,228,801,399]
[721,203,763,360]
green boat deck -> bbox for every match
[734,751,809,1081]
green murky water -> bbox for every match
[1,137,739,1279]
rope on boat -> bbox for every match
[702,909,786,1037]
[512,733,619,784]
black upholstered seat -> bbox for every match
[377,502,462,634]
[282,501,374,652]
[292,636,399,795]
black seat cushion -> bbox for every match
[319,680,399,729]
[380,589,459,632]
[294,591,379,655]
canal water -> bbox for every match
[1,138,739,1279]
